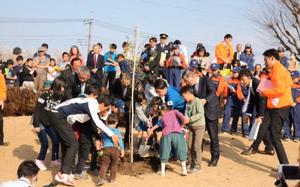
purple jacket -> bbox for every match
[161,110,186,136]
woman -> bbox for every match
[239,44,255,71]
[191,45,211,74]
[69,45,84,65]
[32,77,66,171]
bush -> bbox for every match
[4,87,38,116]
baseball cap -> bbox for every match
[232,66,241,73]
[277,47,285,52]
[189,59,199,69]
[291,71,300,79]
[245,43,251,48]
[38,47,46,52]
[210,63,220,70]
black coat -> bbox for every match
[74,77,99,96]
[194,76,221,121]
[59,68,79,100]
[86,52,105,81]
[246,78,267,118]
[111,78,132,109]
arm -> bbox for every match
[175,110,187,124]
[188,100,205,124]
[262,68,287,98]
[136,104,149,123]
[88,100,114,137]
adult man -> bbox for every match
[33,46,50,92]
[0,71,6,146]
[75,66,98,97]
[278,47,289,69]
[232,43,242,67]
[157,33,170,78]
[144,37,160,77]
[215,34,234,70]
[259,49,293,164]
[86,43,104,86]
[186,71,221,166]
[60,57,82,100]
[239,69,274,156]
[0,160,39,187]
[33,43,51,59]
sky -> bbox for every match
[0,0,277,62]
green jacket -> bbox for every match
[185,97,205,127]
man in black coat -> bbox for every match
[86,43,104,87]
[186,71,221,167]
[239,69,274,155]
[75,66,99,97]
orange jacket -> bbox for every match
[215,42,234,65]
[165,54,187,69]
[0,73,7,101]
[262,61,293,109]
[210,73,226,97]
[224,78,244,100]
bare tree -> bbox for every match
[255,0,300,61]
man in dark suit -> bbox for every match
[186,71,221,167]
[240,69,275,155]
[86,43,104,87]
[75,66,99,97]
[156,33,170,79]
[59,57,82,100]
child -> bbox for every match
[21,58,36,90]
[14,55,24,86]
[135,92,152,151]
[103,43,118,89]
[97,113,124,186]
[144,74,158,104]
[151,103,188,176]
[4,59,17,87]
[180,86,205,173]
[45,58,60,89]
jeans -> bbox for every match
[37,125,60,161]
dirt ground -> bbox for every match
[0,116,299,187]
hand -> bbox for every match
[92,68,97,74]
[200,99,207,105]
[258,91,265,97]
[185,118,190,125]
[111,135,119,146]
[120,150,125,158]
[0,100,4,110]
[256,117,263,124]
[33,127,40,133]
[144,65,150,71]
[147,128,153,136]
[223,99,227,105]
[291,102,296,107]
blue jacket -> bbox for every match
[104,51,117,72]
[101,127,124,150]
[280,56,289,69]
[240,52,255,70]
[165,86,185,113]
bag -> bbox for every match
[137,138,151,157]
[248,121,261,140]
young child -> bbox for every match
[4,59,17,87]
[14,55,24,86]
[97,113,124,186]
[144,74,158,104]
[20,58,36,90]
[45,58,60,89]
[180,86,205,173]
[151,103,188,176]
[135,92,152,151]
[103,43,118,89]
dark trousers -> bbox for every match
[205,117,220,160]
[99,147,120,181]
[49,112,79,174]
[251,111,273,151]
[167,67,181,90]
[37,126,60,161]
[103,71,116,91]
[0,111,3,144]
[75,123,93,174]
[124,107,130,149]
[269,108,290,164]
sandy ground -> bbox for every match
[0,116,299,187]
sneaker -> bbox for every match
[74,171,88,180]
[188,167,200,174]
[294,138,300,142]
[96,179,106,186]
[283,137,290,141]
[157,170,165,176]
[54,172,76,186]
[35,159,47,171]
[50,160,61,167]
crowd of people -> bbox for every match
[0,33,299,186]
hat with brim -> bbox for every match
[160,33,168,39]
[210,63,220,70]
[38,47,46,52]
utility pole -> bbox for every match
[130,25,140,163]
[84,18,93,54]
